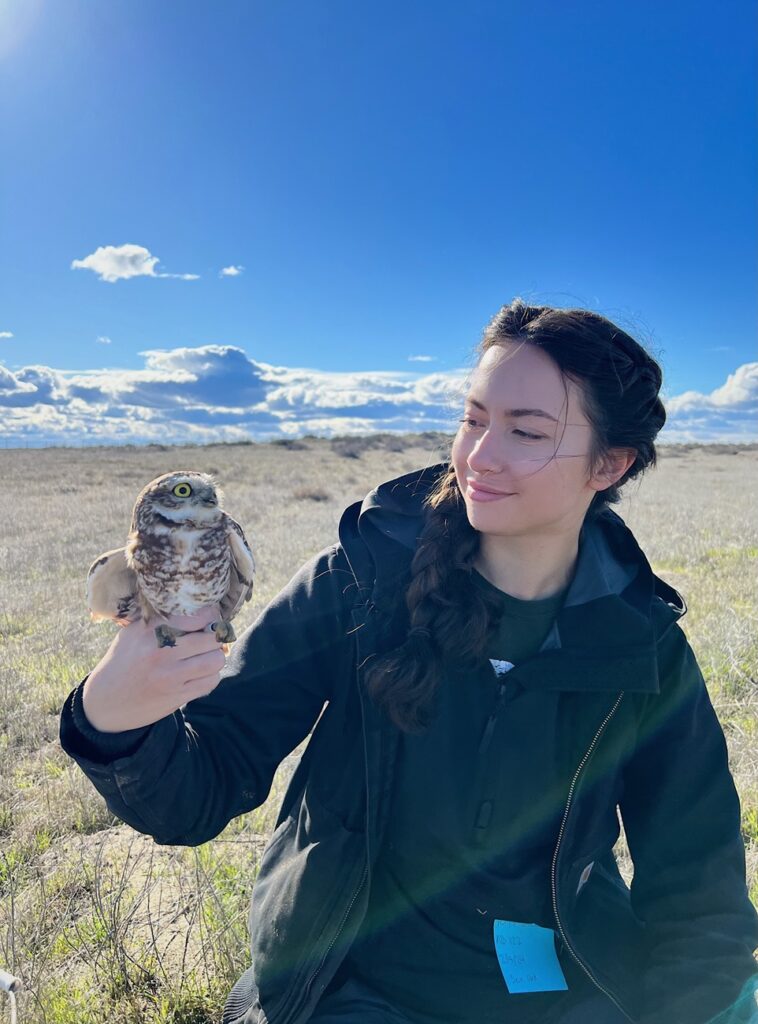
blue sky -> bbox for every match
[1,0,756,445]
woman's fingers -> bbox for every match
[179,646,227,683]
[182,673,225,702]
[160,605,221,632]
[159,629,225,662]
[148,642,226,691]
[82,606,227,732]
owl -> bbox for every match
[87,471,255,648]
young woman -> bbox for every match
[60,300,758,1024]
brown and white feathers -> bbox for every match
[87,472,255,640]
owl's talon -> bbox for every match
[209,619,236,644]
[154,624,188,648]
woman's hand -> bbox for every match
[82,606,227,733]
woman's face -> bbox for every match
[451,341,606,539]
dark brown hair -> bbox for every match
[364,298,667,733]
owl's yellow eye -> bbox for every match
[173,483,192,498]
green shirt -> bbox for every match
[345,571,595,1023]
[474,567,567,665]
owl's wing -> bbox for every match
[87,547,141,624]
[220,513,256,621]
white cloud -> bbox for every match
[220,265,244,277]
[0,365,40,397]
[71,244,200,283]
[0,349,754,447]
[659,362,758,443]
[409,355,435,362]
[0,331,13,339]
[96,335,112,345]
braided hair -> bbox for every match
[364,298,667,733]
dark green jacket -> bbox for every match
[60,463,758,1024]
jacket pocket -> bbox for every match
[248,786,368,1016]
[565,856,645,1020]
[298,696,367,835]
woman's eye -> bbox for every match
[459,419,543,439]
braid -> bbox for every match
[364,464,503,733]
[365,297,667,729]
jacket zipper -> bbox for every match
[550,691,634,1022]
[478,678,508,757]
[268,861,368,1024]
[479,679,510,753]
[298,862,369,1009]
[471,677,508,838]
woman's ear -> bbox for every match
[589,448,638,492]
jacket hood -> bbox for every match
[338,462,687,694]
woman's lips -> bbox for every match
[466,481,515,502]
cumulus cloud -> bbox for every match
[71,244,200,283]
[659,362,758,443]
[0,331,13,339]
[409,355,435,362]
[0,347,754,447]
[0,346,463,446]
[96,335,112,345]
[220,265,244,277]
[0,365,36,396]
[1,366,67,408]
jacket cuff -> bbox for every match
[60,677,152,764]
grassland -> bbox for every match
[1,435,756,1022]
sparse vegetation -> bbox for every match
[0,438,756,1021]
[292,486,330,502]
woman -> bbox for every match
[60,300,758,1024]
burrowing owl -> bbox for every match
[87,471,255,648]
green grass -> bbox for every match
[742,805,758,846]
[0,439,755,1022]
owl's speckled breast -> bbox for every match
[129,521,232,616]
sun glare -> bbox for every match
[0,0,45,61]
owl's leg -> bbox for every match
[209,619,236,644]
[154,624,190,648]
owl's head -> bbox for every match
[133,471,225,525]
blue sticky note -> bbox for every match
[493,920,568,994]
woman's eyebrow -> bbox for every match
[466,397,559,423]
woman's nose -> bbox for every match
[467,431,504,474]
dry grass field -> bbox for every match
[1,435,757,1023]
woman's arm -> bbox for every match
[619,619,758,1024]
[59,543,360,846]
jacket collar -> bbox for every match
[338,462,687,695]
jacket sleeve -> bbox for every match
[59,543,360,846]
[619,618,758,1024]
